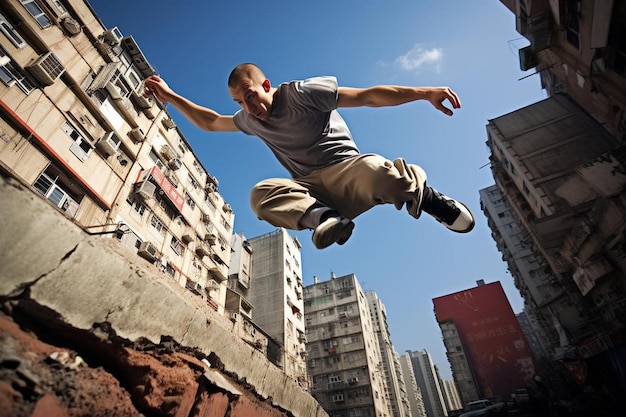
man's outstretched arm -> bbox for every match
[337,85,461,116]
[143,75,239,132]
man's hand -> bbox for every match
[143,75,173,104]
[424,86,461,116]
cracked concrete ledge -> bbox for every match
[0,175,328,417]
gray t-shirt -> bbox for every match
[233,76,360,178]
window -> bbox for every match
[149,149,164,170]
[131,200,146,218]
[62,122,92,162]
[0,13,26,48]
[150,214,166,235]
[0,48,34,93]
[21,0,52,28]
[184,192,196,210]
[51,0,67,15]
[170,236,184,256]
[33,168,80,216]
[125,68,142,91]
[188,173,199,190]
[564,0,581,49]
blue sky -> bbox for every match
[89,0,545,379]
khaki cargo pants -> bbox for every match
[250,154,427,230]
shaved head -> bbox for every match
[228,63,266,88]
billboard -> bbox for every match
[433,282,535,398]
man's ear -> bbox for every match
[262,79,271,92]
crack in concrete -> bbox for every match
[1,243,80,301]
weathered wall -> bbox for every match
[0,174,327,417]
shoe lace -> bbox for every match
[423,190,460,224]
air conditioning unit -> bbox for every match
[96,132,121,157]
[102,27,123,45]
[26,52,65,86]
[168,158,182,170]
[205,183,216,193]
[230,312,239,322]
[162,117,176,130]
[129,127,145,142]
[206,280,220,290]
[159,145,175,161]
[135,180,156,200]
[298,335,307,343]
[223,203,232,213]
[138,241,158,261]
[131,90,152,109]
[204,233,217,244]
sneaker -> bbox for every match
[312,217,355,249]
[422,187,475,233]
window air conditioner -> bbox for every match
[135,181,156,200]
[223,203,232,213]
[129,127,145,142]
[96,132,121,157]
[162,117,176,130]
[26,52,65,86]
[205,182,217,193]
[138,241,158,260]
[168,158,182,170]
[159,145,175,161]
[102,27,123,45]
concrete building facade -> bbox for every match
[501,0,626,139]
[483,93,626,399]
[0,0,233,314]
[440,379,463,414]
[434,281,536,403]
[247,228,308,387]
[366,291,409,417]
[398,353,427,417]
[406,350,448,417]
[304,273,390,417]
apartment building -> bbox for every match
[398,353,427,417]
[484,93,626,398]
[440,379,463,414]
[246,228,308,386]
[501,0,626,138]
[366,291,409,417]
[405,350,449,417]
[304,273,390,417]
[0,0,233,312]
[434,281,536,403]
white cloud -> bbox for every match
[395,44,443,74]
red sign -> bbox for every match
[149,165,185,212]
[433,282,536,398]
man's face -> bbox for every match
[229,78,273,121]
